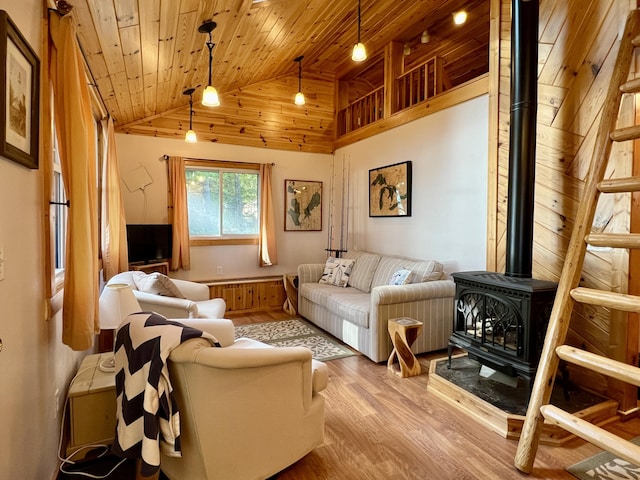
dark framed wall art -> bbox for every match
[369,160,412,217]
[0,10,39,169]
[284,179,322,231]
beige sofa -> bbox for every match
[161,318,327,479]
[298,250,455,362]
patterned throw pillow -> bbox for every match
[318,257,355,287]
[133,272,185,298]
[388,268,413,285]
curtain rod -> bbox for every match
[162,154,275,166]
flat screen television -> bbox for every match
[126,224,172,264]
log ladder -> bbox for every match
[514,8,640,474]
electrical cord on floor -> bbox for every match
[56,366,126,478]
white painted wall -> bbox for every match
[115,134,333,281]
[0,2,88,478]
[335,95,489,274]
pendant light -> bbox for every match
[183,88,197,143]
[198,20,220,107]
[294,55,305,106]
[351,0,367,62]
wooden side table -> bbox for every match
[130,261,169,276]
[387,317,423,377]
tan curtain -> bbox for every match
[168,156,191,270]
[259,163,277,266]
[49,12,99,350]
[101,117,129,281]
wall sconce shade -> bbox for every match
[403,43,411,56]
[352,0,367,62]
[183,88,197,143]
[199,20,220,107]
[294,55,305,106]
[421,29,430,43]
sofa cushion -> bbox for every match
[326,293,371,328]
[371,257,444,288]
[300,283,361,309]
[318,257,355,287]
[344,251,380,293]
[133,272,185,298]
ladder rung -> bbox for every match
[556,345,640,387]
[620,77,640,93]
[570,287,640,312]
[598,176,640,193]
[540,404,640,467]
[585,233,640,248]
[610,125,640,142]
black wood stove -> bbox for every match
[448,0,557,388]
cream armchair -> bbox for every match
[107,271,226,319]
[160,318,328,480]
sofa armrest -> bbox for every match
[172,279,210,301]
[133,290,198,318]
[371,279,455,306]
[173,318,235,346]
[297,264,325,284]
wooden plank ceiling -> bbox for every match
[64,0,489,152]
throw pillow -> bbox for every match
[134,272,185,298]
[388,268,413,285]
[318,257,355,287]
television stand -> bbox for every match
[130,261,169,276]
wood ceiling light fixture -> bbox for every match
[198,20,220,107]
[183,88,197,143]
[351,0,367,62]
[294,55,305,106]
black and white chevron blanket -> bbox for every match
[111,311,220,477]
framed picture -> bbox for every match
[284,179,322,231]
[369,160,412,217]
[0,10,39,169]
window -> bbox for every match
[185,163,259,241]
[52,139,66,274]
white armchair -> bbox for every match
[107,271,226,319]
[160,318,328,480]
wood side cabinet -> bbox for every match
[66,353,117,460]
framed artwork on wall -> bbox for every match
[0,10,39,169]
[284,179,322,231]
[369,160,412,217]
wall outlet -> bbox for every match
[216,266,223,275]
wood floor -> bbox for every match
[227,310,640,480]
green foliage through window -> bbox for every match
[186,167,259,237]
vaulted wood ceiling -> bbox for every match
[65,0,490,152]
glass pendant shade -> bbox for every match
[294,91,305,106]
[185,129,197,143]
[202,85,220,107]
[352,42,367,62]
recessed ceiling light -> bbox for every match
[453,10,467,25]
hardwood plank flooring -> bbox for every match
[227,310,640,480]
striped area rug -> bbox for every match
[234,318,356,361]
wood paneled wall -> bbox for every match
[489,0,639,399]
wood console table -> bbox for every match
[387,317,423,378]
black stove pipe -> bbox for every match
[505,0,539,278]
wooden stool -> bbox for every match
[387,317,423,377]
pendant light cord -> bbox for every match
[357,0,361,43]
[206,34,214,86]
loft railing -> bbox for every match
[395,55,445,112]
[337,56,448,137]
[337,86,384,136]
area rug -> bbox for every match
[234,318,356,361]
[566,437,640,479]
